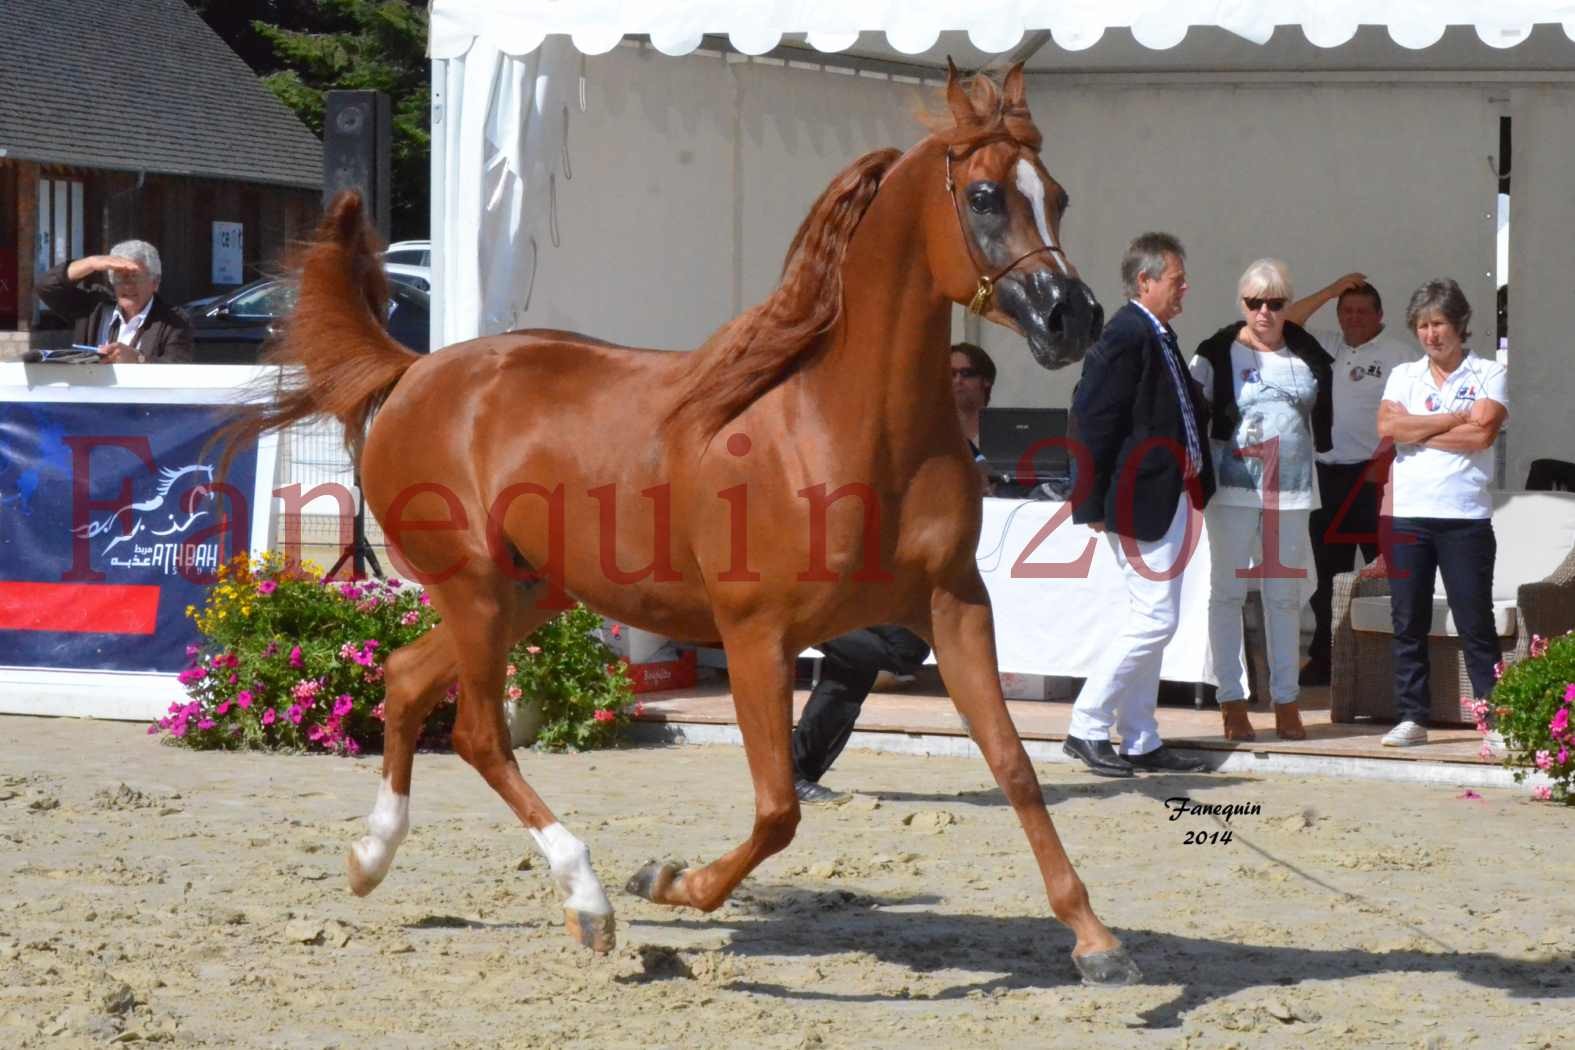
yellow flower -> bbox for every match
[242,606,252,616]
[218,611,227,620]
[185,604,196,617]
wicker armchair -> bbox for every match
[1330,491,1575,724]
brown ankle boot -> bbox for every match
[1274,701,1307,740]
[1220,700,1255,741]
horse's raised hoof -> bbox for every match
[345,846,384,898]
[624,860,685,903]
[564,908,616,954]
[1072,946,1142,986]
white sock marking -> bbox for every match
[529,822,611,915]
[351,778,408,881]
[1014,158,1067,275]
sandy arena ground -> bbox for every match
[1,714,1572,1049]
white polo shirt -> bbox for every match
[1382,352,1508,519]
[1309,326,1418,465]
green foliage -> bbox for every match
[157,554,635,754]
[1492,632,1575,803]
[193,0,431,239]
[507,606,638,752]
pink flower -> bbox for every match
[333,695,354,718]
[1478,741,1496,760]
[1560,748,1571,766]
[287,704,304,725]
[362,666,385,683]
[146,723,159,735]
[609,624,622,639]
[197,718,215,730]
[292,678,322,702]
[525,645,542,656]
[507,685,523,701]
[177,666,206,686]
[400,610,420,626]
[418,592,431,606]
[257,579,277,596]
[262,708,277,726]
[216,701,232,715]
[339,642,359,662]
[1565,683,1575,705]
[506,664,518,676]
[185,644,201,657]
[289,645,304,668]
[236,690,253,709]
[170,720,188,738]
[1533,785,1553,801]
[371,702,385,721]
[1536,750,1553,771]
[1551,708,1570,737]
[1458,789,1482,800]
[1530,634,1548,658]
[593,708,615,723]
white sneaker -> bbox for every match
[1382,721,1428,747]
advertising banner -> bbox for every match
[0,401,259,673]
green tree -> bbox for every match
[190,0,430,240]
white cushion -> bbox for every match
[1350,595,1517,637]
[1489,491,1575,599]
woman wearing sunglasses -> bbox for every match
[1189,259,1333,741]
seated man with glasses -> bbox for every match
[36,239,194,363]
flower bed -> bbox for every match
[1493,632,1575,803]
[153,554,634,753]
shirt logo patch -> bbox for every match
[1425,393,1442,412]
[1349,366,1365,382]
[1241,368,1259,383]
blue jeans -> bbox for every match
[1386,516,1498,724]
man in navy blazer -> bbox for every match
[1063,232,1216,777]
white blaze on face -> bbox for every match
[351,778,409,882]
[1014,158,1068,276]
[529,822,612,915]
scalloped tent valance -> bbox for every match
[429,0,1575,59]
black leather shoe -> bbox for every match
[1299,658,1331,687]
[1124,746,1211,773]
[1062,736,1135,778]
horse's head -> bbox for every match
[930,62,1102,369]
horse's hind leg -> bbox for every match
[627,632,798,912]
[929,579,1139,986]
[347,623,457,896]
[439,576,617,953]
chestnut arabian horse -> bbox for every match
[239,63,1138,984]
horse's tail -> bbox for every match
[217,191,418,473]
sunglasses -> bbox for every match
[1243,296,1287,312]
[952,367,983,379]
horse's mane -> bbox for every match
[665,146,903,440]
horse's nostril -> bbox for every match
[1045,301,1067,339]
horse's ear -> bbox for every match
[1002,62,1028,110]
[945,57,980,126]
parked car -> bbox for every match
[384,263,430,292]
[183,277,429,362]
[382,240,429,268]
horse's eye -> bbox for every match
[967,184,1002,215]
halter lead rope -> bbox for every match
[944,138,1069,315]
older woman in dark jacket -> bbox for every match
[1189,259,1332,742]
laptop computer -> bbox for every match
[978,407,1071,494]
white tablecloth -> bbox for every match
[969,497,1218,686]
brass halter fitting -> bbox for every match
[968,275,994,315]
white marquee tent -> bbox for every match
[426,2,1575,488]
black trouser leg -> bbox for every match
[1434,519,1499,700]
[1308,460,1382,663]
[1387,517,1440,725]
[790,626,930,783]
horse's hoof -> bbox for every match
[346,847,384,897]
[1072,945,1142,986]
[624,860,685,902]
[564,908,616,954]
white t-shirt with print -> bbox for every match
[1308,326,1418,465]
[1381,352,1508,519]
[1189,342,1322,511]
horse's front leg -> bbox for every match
[929,576,1139,985]
[626,629,798,911]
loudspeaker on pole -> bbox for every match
[322,90,392,241]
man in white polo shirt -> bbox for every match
[1375,279,1508,746]
[1286,274,1418,685]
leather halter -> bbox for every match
[944,133,1069,315]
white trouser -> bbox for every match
[1204,503,1313,705]
[1069,494,1194,757]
